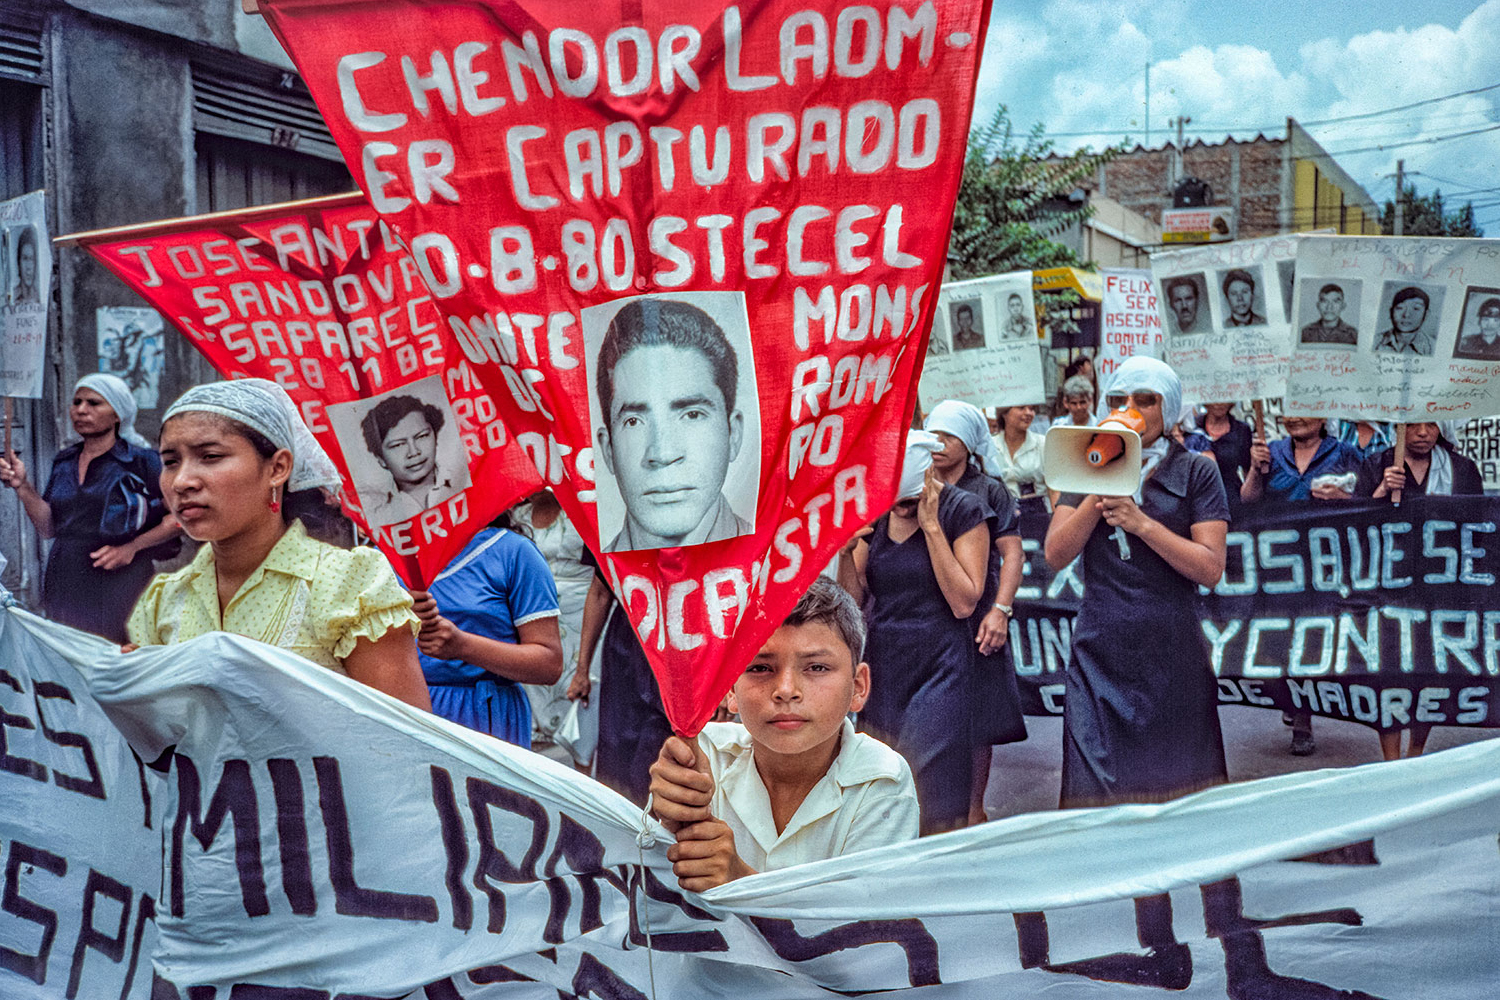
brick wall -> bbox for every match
[1094,137,1287,239]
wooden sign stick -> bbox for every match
[1251,399,1266,439]
[3,397,13,463]
[1391,424,1407,506]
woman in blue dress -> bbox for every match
[409,513,564,747]
[0,374,179,642]
[840,431,991,833]
[1044,357,1229,808]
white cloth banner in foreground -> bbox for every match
[1,607,1498,999]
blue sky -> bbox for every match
[975,1,1500,231]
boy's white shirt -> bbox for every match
[696,718,920,873]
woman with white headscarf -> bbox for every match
[0,374,180,642]
[838,430,992,834]
[1043,357,1230,808]
[126,379,430,709]
[924,400,1027,823]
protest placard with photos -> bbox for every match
[919,270,1044,408]
[1284,235,1500,420]
[0,190,51,398]
[69,194,543,587]
[1097,267,1161,379]
[258,0,991,734]
[1152,235,1299,405]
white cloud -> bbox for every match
[976,0,1500,226]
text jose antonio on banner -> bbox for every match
[258,0,993,735]
[64,193,544,588]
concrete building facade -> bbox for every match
[0,1,350,604]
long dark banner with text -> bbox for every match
[1012,496,1500,728]
[70,194,544,587]
[256,0,991,735]
[3,605,1499,998]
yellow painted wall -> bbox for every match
[1293,160,1318,233]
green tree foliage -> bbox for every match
[947,106,1124,280]
[1380,183,1484,237]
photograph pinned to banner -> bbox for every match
[1152,235,1299,405]
[1097,268,1162,379]
[581,291,761,553]
[920,272,1045,410]
[96,306,164,408]
[325,374,473,530]
[1285,235,1500,420]
[0,190,51,398]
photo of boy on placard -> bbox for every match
[1216,266,1268,330]
[1452,287,1500,362]
[1373,281,1445,357]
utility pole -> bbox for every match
[1144,64,1150,145]
[1170,115,1191,184]
[1394,159,1405,236]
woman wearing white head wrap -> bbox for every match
[127,379,430,710]
[837,429,993,833]
[0,375,181,642]
[1044,355,1231,808]
[925,401,1029,821]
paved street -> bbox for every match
[984,705,1500,820]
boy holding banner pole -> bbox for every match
[647,578,918,889]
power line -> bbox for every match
[1316,122,1500,157]
[1036,80,1500,140]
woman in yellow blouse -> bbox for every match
[127,379,430,710]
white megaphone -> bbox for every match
[1043,408,1147,496]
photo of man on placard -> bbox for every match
[584,292,760,553]
[1453,288,1500,361]
[1374,282,1444,357]
[327,374,472,529]
[998,292,1034,341]
[1164,274,1206,335]
[1298,280,1361,348]
[949,299,985,351]
[1218,267,1267,328]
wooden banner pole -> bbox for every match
[1391,424,1407,506]
[1251,399,1266,438]
[4,397,13,463]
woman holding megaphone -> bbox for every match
[1043,357,1230,809]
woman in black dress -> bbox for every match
[0,374,179,642]
[1044,357,1229,808]
[840,431,991,833]
[925,400,1027,823]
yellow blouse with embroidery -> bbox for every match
[127,520,419,672]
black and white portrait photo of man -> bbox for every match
[949,299,985,351]
[1453,289,1500,361]
[1298,280,1361,347]
[1218,267,1267,328]
[326,375,471,529]
[1164,274,1206,335]
[584,292,760,553]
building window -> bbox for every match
[195,132,351,213]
